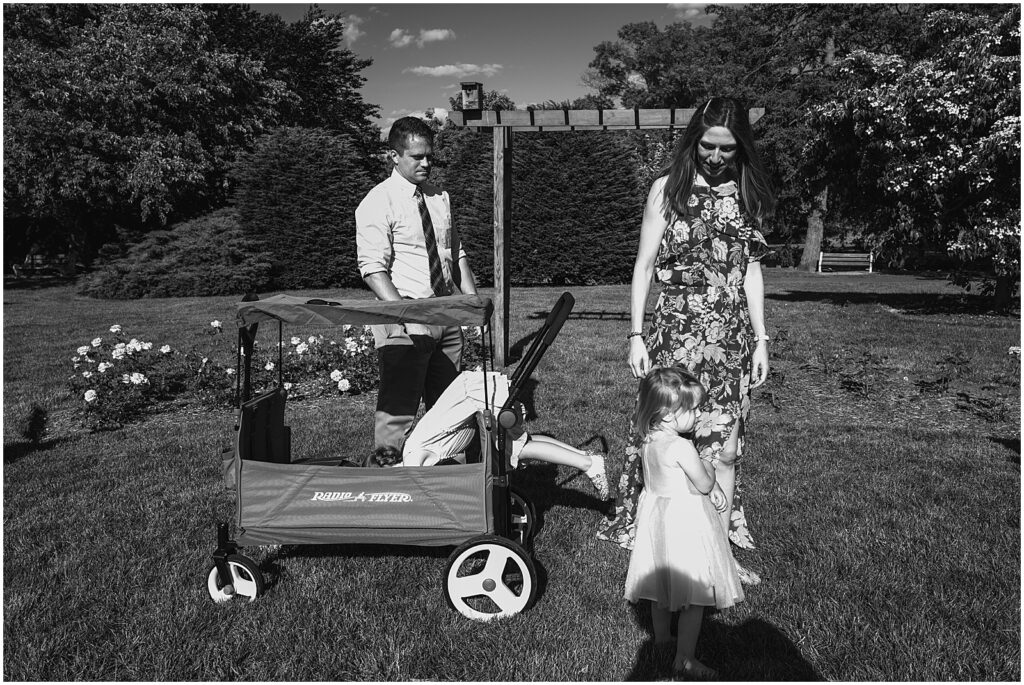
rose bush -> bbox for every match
[68,321,487,431]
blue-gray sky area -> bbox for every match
[253,2,717,134]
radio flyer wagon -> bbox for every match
[208,291,575,621]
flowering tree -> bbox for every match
[807,7,1020,309]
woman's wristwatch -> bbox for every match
[627,331,644,340]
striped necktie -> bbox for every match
[414,187,447,297]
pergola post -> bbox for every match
[492,126,512,367]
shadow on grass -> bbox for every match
[767,290,1014,316]
[989,435,1021,463]
[625,600,821,681]
[3,275,78,291]
[510,452,615,524]
[527,309,630,321]
[3,437,77,464]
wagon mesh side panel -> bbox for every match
[234,461,488,546]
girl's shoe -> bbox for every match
[673,657,718,680]
[584,450,610,500]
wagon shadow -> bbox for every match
[261,535,551,605]
[625,599,821,681]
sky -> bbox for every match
[253,2,717,135]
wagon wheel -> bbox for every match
[509,487,537,547]
[207,554,264,604]
[443,535,537,622]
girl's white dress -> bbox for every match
[623,434,744,610]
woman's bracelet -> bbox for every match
[754,333,770,343]
[627,331,644,340]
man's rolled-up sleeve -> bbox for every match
[355,193,392,278]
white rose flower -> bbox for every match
[211,320,222,329]
[226,368,236,376]
[82,371,93,378]
[84,390,98,403]
[141,341,152,350]
[110,324,122,333]
[308,335,317,344]
[337,379,350,392]
[130,372,148,385]
[98,362,112,373]
[295,342,309,355]
[77,345,91,355]
[330,369,344,382]
[291,336,301,346]
[121,374,132,384]
[91,338,102,347]
[283,382,293,390]
[111,348,126,360]
[265,361,275,371]
[160,345,171,354]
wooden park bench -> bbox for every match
[817,251,874,273]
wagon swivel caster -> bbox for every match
[443,535,537,621]
[207,554,264,604]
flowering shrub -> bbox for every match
[68,325,187,431]
[67,320,488,431]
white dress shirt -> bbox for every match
[355,168,469,299]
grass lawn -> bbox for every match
[3,270,1020,681]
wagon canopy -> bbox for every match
[235,294,493,328]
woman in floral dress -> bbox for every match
[597,98,776,583]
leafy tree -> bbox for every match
[200,5,381,161]
[3,4,288,266]
[581,4,938,257]
[232,127,376,289]
[807,6,1020,309]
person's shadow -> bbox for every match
[626,600,821,681]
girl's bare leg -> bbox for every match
[674,606,716,677]
[651,603,672,644]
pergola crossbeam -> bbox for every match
[449,107,764,129]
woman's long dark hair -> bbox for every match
[661,97,776,228]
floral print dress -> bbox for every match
[597,173,768,551]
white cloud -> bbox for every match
[417,28,456,47]
[342,14,365,46]
[404,63,503,78]
[390,27,457,48]
[667,3,717,27]
[390,28,415,48]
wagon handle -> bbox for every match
[505,291,574,405]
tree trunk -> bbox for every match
[799,187,827,271]
[993,274,1015,313]
[799,34,835,273]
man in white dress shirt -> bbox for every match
[355,116,479,450]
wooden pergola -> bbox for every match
[448,82,764,367]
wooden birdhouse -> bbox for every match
[460,82,483,110]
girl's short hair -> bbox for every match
[634,367,706,440]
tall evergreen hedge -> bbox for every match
[233,127,377,289]
[432,125,645,286]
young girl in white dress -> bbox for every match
[623,367,744,678]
